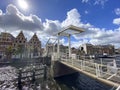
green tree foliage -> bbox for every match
[5,46,14,60]
[17,45,25,58]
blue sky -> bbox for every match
[0,0,120,48]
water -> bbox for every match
[55,72,113,90]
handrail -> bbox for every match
[60,58,120,87]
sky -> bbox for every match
[0,0,120,48]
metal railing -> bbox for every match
[60,58,120,87]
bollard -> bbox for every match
[18,68,22,90]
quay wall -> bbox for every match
[53,61,77,77]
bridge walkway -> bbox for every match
[59,58,120,89]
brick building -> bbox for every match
[80,43,115,55]
[28,33,41,58]
[12,31,27,58]
[0,31,42,59]
[0,32,15,59]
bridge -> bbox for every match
[58,58,120,89]
[45,25,120,90]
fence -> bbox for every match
[17,64,47,90]
[0,56,52,89]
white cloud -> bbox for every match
[94,0,108,7]
[0,4,120,48]
[89,28,120,45]
[62,8,92,28]
[115,8,120,15]
[113,18,120,25]
[0,4,43,31]
[43,19,61,35]
[71,39,89,48]
[73,27,120,48]
[0,9,2,15]
[85,10,89,14]
[81,0,108,7]
[82,0,89,3]
[62,8,81,27]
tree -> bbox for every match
[16,45,25,58]
[5,46,14,60]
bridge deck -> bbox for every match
[59,59,120,88]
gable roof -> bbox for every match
[29,33,40,43]
[16,31,26,40]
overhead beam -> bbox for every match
[58,25,84,35]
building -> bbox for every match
[80,44,93,55]
[115,48,120,54]
[0,31,42,59]
[101,45,115,55]
[45,44,69,57]
[13,31,27,58]
[28,33,41,58]
[71,47,80,59]
[0,32,15,59]
[80,43,115,55]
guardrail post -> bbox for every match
[81,60,83,70]
[72,59,73,66]
[18,68,22,90]
[95,63,100,77]
[98,64,100,77]
[95,63,98,77]
[83,60,85,70]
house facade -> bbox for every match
[0,32,15,59]
[28,33,41,58]
[80,43,115,55]
[0,31,42,59]
[12,31,27,58]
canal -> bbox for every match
[55,72,114,90]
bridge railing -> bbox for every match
[60,58,120,85]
